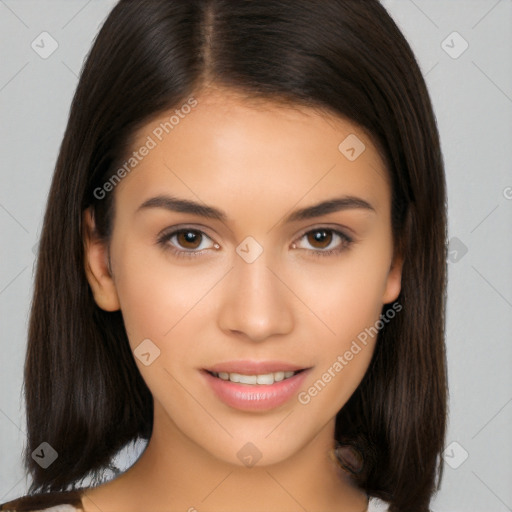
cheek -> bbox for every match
[112,240,220,343]
[291,254,390,410]
[294,286,382,418]
[296,256,389,343]
[112,249,219,398]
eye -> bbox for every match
[157,227,219,258]
[292,227,353,257]
[156,226,353,259]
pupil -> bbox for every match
[179,230,200,248]
[309,229,331,248]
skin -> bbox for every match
[81,87,403,512]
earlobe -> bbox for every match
[82,207,121,312]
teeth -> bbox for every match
[214,370,298,385]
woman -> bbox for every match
[1,1,448,511]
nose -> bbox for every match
[216,249,295,342]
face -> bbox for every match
[84,88,403,468]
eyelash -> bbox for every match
[156,226,353,259]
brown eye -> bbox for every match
[176,230,203,249]
[293,227,353,257]
[306,229,333,249]
[157,227,219,259]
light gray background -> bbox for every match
[1,1,511,510]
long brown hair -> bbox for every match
[16,1,447,511]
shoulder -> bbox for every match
[368,496,390,512]
[0,490,83,512]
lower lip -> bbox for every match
[201,369,311,411]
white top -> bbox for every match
[368,497,390,511]
[25,507,78,512]
[26,497,390,512]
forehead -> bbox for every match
[114,89,390,216]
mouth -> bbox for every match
[200,361,312,411]
[205,368,306,385]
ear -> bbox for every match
[82,207,120,312]
[381,250,404,305]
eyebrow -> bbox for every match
[136,194,375,223]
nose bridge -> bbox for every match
[216,241,294,341]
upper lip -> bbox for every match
[204,360,310,374]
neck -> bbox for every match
[81,402,368,512]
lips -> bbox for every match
[204,360,309,374]
[201,365,312,411]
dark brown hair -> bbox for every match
[8,1,448,511]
